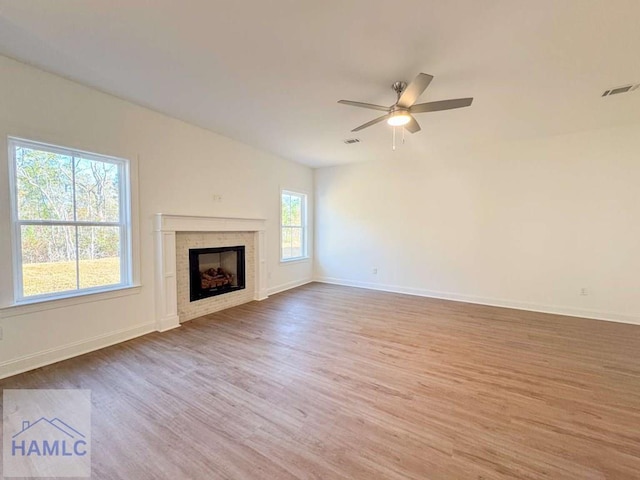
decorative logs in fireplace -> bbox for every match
[200,267,234,289]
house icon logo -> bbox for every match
[12,417,88,457]
[3,389,92,477]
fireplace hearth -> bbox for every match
[189,245,245,301]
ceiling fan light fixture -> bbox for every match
[387,112,411,126]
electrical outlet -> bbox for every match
[580,288,588,296]
[212,194,223,202]
[372,268,378,275]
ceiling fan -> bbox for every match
[338,73,473,133]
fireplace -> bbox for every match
[154,215,266,331]
[189,246,245,301]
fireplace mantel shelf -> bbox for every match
[155,214,266,233]
[154,214,268,332]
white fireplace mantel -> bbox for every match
[154,214,267,332]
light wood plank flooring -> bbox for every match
[1,283,640,479]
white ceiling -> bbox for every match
[0,1,639,168]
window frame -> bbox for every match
[280,189,308,262]
[8,137,133,303]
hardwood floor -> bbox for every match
[2,282,640,479]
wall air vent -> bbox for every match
[343,138,361,144]
[602,84,639,97]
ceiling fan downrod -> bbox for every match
[392,81,407,101]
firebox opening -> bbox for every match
[189,245,245,302]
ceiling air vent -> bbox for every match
[602,84,639,97]
[343,138,360,144]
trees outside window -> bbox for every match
[9,138,132,300]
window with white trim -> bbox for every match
[280,190,307,261]
[8,137,132,302]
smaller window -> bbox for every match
[280,190,307,261]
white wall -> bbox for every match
[0,55,313,378]
[315,124,640,324]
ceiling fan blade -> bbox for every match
[410,97,474,113]
[338,100,390,112]
[397,73,434,108]
[404,116,421,134]
[351,113,390,132]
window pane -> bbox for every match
[290,195,302,227]
[281,227,292,259]
[75,157,120,222]
[15,146,74,221]
[78,226,121,289]
[21,225,77,297]
[291,227,303,258]
[281,194,292,226]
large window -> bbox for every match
[281,190,307,261]
[8,137,132,302]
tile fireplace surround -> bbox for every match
[154,214,267,332]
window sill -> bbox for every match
[279,256,311,265]
[0,285,142,319]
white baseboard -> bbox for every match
[267,278,313,296]
[0,322,156,380]
[156,315,181,332]
[314,276,639,326]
